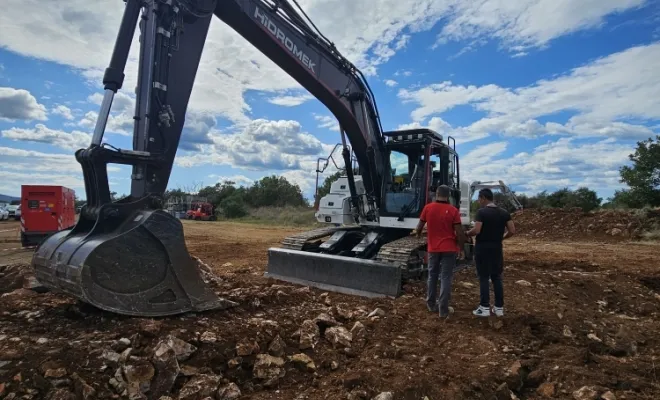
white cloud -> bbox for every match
[462,137,634,194]
[398,42,660,142]
[0,87,48,121]
[314,114,340,132]
[51,104,74,120]
[1,124,91,150]
[435,0,647,53]
[267,93,315,107]
[79,92,135,135]
[384,79,398,87]
[0,146,85,195]
[397,116,488,144]
[175,119,330,171]
[394,70,413,77]
[1,0,638,126]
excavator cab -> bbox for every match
[266,129,471,297]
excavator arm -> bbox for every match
[31,0,391,316]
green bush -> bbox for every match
[220,195,248,218]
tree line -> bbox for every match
[165,175,308,218]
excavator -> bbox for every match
[31,0,471,317]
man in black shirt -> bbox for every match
[466,188,516,317]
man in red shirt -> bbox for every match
[415,185,466,318]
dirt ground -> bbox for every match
[1,217,660,400]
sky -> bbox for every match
[0,0,659,202]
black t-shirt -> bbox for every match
[474,205,511,248]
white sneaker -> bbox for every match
[472,305,490,317]
[492,306,504,317]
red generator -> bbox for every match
[21,185,76,247]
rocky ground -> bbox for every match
[1,218,660,400]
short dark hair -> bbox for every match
[436,185,450,198]
[478,188,494,201]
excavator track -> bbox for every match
[280,226,360,251]
[375,235,427,278]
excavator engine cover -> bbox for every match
[32,207,234,317]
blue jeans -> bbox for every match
[426,252,456,316]
[475,245,504,308]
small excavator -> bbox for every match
[31,0,471,317]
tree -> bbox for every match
[246,175,306,208]
[219,193,248,218]
[546,187,572,208]
[164,188,187,202]
[567,187,601,212]
[618,135,660,207]
[196,180,248,209]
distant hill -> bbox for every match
[0,194,20,204]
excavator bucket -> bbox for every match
[31,208,235,317]
[266,248,403,297]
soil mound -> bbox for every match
[512,207,660,241]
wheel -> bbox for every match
[209,215,217,221]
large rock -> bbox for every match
[122,363,155,400]
[216,383,241,400]
[177,374,221,400]
[572,386,600,400]
[537,382,556,397]
[151,341,181,398]
[314,313,339,329]
[236,339,260,356]
[288,353,316,372]
[325,326,352,348]
[71,373,95,400]
[299,320,320,350]
[253,354,285,387]
[268,335,286,357]
[165,336,197,362]
[372,392,394,400]
[351,322,366,341]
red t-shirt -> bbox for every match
[420,201,461,253]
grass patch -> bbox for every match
[217,206,321,227]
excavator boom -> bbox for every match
[30,0,395,316]
[32,0,463,315]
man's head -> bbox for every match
[436,185,451,201]
[478,188,494,206]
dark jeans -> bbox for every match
[426,252,457,316]
[474,245,504,308]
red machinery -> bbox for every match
[21,185,76,247]
[186,201,216,221]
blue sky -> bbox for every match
[1,0,659,202]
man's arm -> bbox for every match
[415,219,426,237]
[466,209,483,237]
[503,218,515,239]
[415,206,427,237]
[452,208,466,248]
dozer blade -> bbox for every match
[265,248,402,298]
[31,209,235,317]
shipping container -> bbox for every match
[20,185,76,247]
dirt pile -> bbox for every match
[512,207,660,241]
